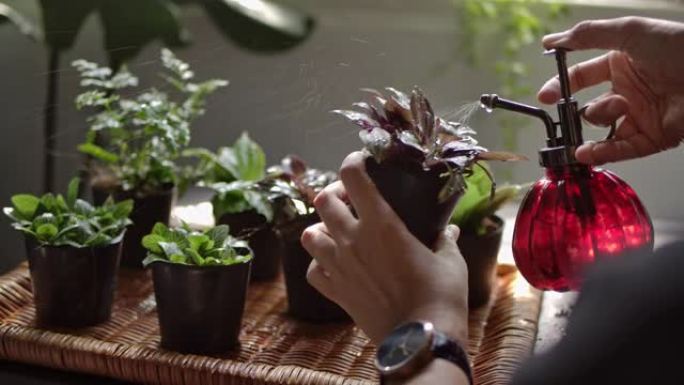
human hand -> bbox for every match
[300,151,469,345]
[538,17,684,165]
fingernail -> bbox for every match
[542,31,568,47]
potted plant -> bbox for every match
[451,163,525,308]
[334,87,522,248]
[264,156,350,323]
[142,223,252,354]
[185,132,282,281]
[3,178,133,328]
[73,48,228,268]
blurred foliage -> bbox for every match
[0,0,315,67]
[457,0,570,150]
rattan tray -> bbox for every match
[0,263,540,385]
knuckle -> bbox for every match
[300,227,316,246]
[313,189,331,210]
[339,161,363,183]
[571,20,593,37]
[621,16,645,33]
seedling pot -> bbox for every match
[151,257,252,354]
[25,237,122,328]
[365,157,464,249]
[457,216,504,309]
[218,210,282,281]
[280,213,350,323]
[93,184,175,268]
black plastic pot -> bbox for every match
[280,213,350,323]
[457,216,504,309]
[25,237,122,328]
[218,210,282,281]
[93,184,175,268]
[365,157,464,249]
[151,257,252,354]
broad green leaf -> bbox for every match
[159,241,183,258]
[152,222,170,236]
[36,223,58,240]
[205,225,230,246]
[142,234,165,254]
[188,234,210,251]
[169,254,188,264]
[243,190,273,222]
[111,199,134,219]
[78,142,119,164]
[185,248,205,265]
[451,162,493,227]
[211,189,252,219]
[201,0,315,53]
[11,194,40,219]
[66,177,80,209]
[231,132,266,181]
[142,254,165,267]
[73,199,95,215]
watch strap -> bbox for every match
[432,331,473,385]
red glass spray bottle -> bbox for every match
[480,49,654,291]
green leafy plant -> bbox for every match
[451,162,525,235]
[334,87,523,201]
[74,48,228,194]
[184,132,272,221]
[3,178,133,247]
[457,0,570,151]
[141,223,252,267]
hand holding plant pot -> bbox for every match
[334,87,523,248]
[73,48,228,268]
[3,178,133,328]
[451,163,525,308]
[185,132,282,281]
[142,223,252,354]
[263,155,350,323]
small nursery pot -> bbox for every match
[25,237,122,328]
[457,216,504,309]
[151,257,252,354]
[280,213,350,323]
[93,184,175,268]
[218,210,282,281]
[365,157,464,249]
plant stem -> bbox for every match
[43,49,60,193]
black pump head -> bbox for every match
[480,48,585,167]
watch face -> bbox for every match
[376,322,432,372]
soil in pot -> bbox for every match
[457,216,504,309]
[93,184,175,268]
[365,157,464,249]
[280,213,350,323]
[25,237,122,328]
[152,258,252,354]
[218,210,282,281]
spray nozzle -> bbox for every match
[480,48,585,167]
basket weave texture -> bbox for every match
[0,263,540,385]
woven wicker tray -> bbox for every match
[0,263,540,385]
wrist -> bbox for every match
[402,303,469,347]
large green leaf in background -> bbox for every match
[99,0,188,69]
[38,0,96,50]
[0,2,39,41]
[200,0,315,53]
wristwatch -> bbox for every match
[375,321,473,384]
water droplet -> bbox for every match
[479,103,493,114]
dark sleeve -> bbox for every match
[511,241,684,385]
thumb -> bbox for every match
[434,225,461,256]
